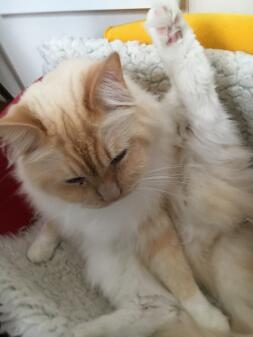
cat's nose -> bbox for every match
[97,182,121,202]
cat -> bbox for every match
[0,0,253,336]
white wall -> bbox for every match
[0,0,150,14]
[0,1,149,96]
[0,47,23,96]
[189,0,253,14]
[0,10,147,91]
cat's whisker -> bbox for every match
[138,187,172,195]
[142,179,187,185]
[145,172,185,177]
[148,165,185,174]
[142,174,185,181]
[141,179,184,184]
[141,181,186,190]
[142,176,186,182]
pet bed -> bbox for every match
[0,38,253,337]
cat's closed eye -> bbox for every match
[111,148,128,166]
[64,149,128,186]
[65,177,86,185]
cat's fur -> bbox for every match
[0,1,253,336]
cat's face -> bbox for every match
[0,53,155,208]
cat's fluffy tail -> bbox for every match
[155,311,253,337]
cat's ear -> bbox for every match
[0,104,45,157]
[85,52,134,113]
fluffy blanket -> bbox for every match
[1,38,253,337]
[40,38,253,144]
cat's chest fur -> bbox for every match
[22,175,162,296]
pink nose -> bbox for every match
[98,182,121,202]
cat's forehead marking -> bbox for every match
[61,113,110,177]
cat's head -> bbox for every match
[0,53,161,208]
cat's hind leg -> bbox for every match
[72,296,232,337]
[72,247,227,337]
[73,295,180,337]
[212,226,253,333]
[73,301,251,337]
[139,210,230,333]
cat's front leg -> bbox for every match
[146,0,218,118]
[146,0,243,159]
[27,221,60,263]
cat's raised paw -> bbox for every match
[147,0,184,46]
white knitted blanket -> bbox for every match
[0,38,253,337]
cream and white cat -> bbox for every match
[1,1,253,337]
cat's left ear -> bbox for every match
[85,52,135,113]
[0,104,46,158]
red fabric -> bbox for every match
[0,92,34,235]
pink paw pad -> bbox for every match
[168,30,182,45]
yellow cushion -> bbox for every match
[104,14,253,54]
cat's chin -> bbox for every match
[82,200,119,209]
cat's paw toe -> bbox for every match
[27,240,56,264]
[208,308,230,332]
[147,1,178,27]
[147,0,183,46]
